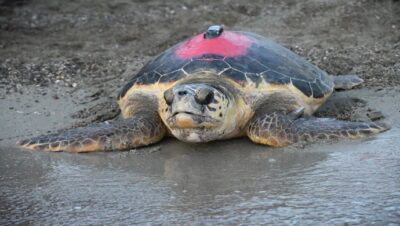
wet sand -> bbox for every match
[1,87,400,224]
[1,0,400,224]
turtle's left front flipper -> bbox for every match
[247,112,390,147]
[18,113,166,153]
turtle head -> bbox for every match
[161,82,240,142]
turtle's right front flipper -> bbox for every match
[18,113,166,153]
[247,112,390,147]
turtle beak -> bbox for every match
[167,112,219,129]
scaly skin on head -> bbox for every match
[158,72,252,142]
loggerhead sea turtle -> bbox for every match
[18,25,389,153]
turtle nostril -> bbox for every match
[164,89,174,105]
[195,88,214,105]
[178,90,187,96]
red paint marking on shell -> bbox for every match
[175,31,253,58]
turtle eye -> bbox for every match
[164,89,174,105]
[195,88,214,105]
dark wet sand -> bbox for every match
[1,0,400,224]
[1,87,399,225]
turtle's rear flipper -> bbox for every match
[247,113,390,147]
[18,115,166,153]
[333,75,364,90]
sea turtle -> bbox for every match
[18,25,389,152]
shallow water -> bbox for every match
[1,132,400,225]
